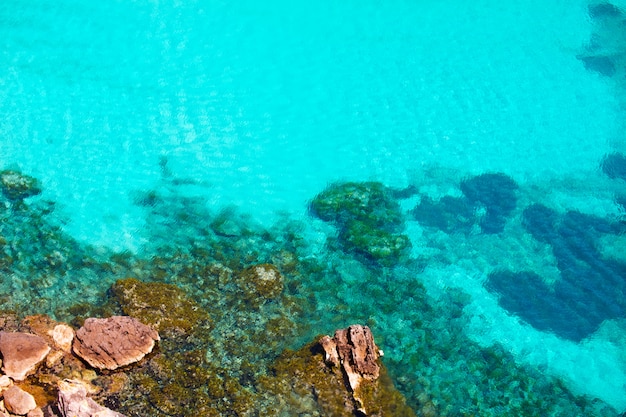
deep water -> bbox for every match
[2,0,626,415]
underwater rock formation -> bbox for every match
[73,316,159,371]
[0,170,42,202]
[310,181,411,265]
[487,204,626,341]
[602,152,626,181]
[411,195,474,233]
[236,263,284,307]
[111,278,212,336]
[460,172,518,233]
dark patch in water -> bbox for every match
[487,204,626,341]
[602,152,626,180]
[577,55,617,77]
[588,2,623,18]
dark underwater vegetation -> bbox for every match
[0,166,624,416]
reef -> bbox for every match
[310,181,411,265]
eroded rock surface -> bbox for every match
[73,316,159,371]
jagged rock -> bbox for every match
[56,379,126,417]
[72,316,159,371]
[320,325,383,414]
[2,385,37,415]
[264,324,416,417]
[19,315,74,353]
[0,332,51,380]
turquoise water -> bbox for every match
[1,0,626,415]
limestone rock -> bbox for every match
[49,325,74,352]
[2,385,37,415]
[332,325,381,391]
[73,316,159,370]
[0,332,51,380]
[57,379,126,417]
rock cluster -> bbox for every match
[0,315,158,416]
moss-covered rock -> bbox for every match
[310,181,404,230]
[310,182,411,265]
[0,170,42,202]
[236,263,284,306]
[341,220,412,265]
[111,278,211,335]
[259,338,416,417]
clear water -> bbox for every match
[1,0,626,414]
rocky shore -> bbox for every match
[0,314,411,417]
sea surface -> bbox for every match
[1,0,626,415]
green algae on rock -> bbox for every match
[310,181,404,229]
[259,326,417,417]
[111,278,211,335]
[310,181,411,265]
[235,263,284,306]
[0,170,42,202]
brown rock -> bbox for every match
[56,379,126,417]
[72,316,159,370]
[264,324,416,417]
[2,385,37,415]
[26,408,44,417]
[320,325,385,415]
[0,332,50,381]
[333,325,381,391]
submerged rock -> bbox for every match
[0,332,50,381]
[73,316,159,370]
[310,182,411,265]
[111,278,211,335]
[411,195,474,233]
[0,170,42,202]
[460,172,518,233]
[236,263,284,306]
[601,152,626,180]
[310,181,404,230]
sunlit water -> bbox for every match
[1,0,626,412]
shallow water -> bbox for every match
[1,0,626,415]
